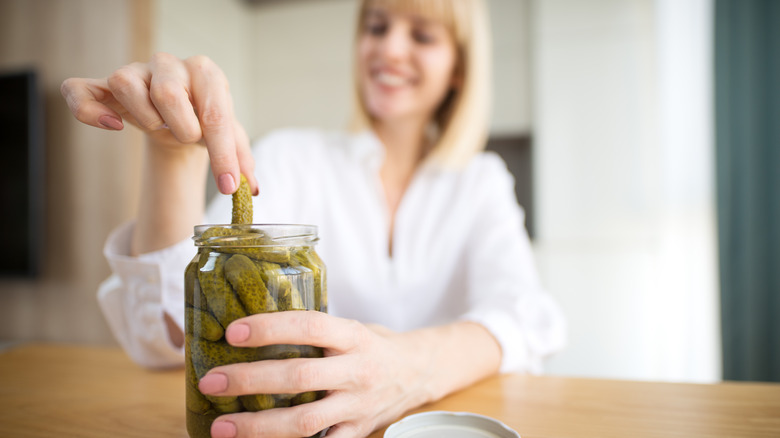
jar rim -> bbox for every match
[192,224,319,247]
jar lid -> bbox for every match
[384,411,521,438]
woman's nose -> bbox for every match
[377,25,411,61]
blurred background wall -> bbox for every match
[154,0,532,141]
[533,0,718,382]
[0,0,150,344]
[0,0,729,383]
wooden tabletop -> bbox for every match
[1,344,778,438]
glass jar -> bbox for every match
[185,224,327,438]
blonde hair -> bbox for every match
[350,0,492,169]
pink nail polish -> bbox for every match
[199,373,228,394]
[98,115,123,130]
[211,421,237,438]
[226,323,250,343]
[218,173,236,194]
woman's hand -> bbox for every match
[60,52,257,195]
[197,311,460,438]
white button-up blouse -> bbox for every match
[98,129,566,372]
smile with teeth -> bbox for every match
[375,71,410,87]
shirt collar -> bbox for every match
[349,130,385,170]
[348,129,444,176]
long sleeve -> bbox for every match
[98,221,192,368]
[458,154,566,373]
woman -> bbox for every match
[61,0,565,436]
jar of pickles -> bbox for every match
[184,224,327,438]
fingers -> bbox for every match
[201,354,371,396]
[148,52,202,144]
[226,311,367,353]
[323,422,366,438]
[106,62,166,131]
[199,312,387,437]
[60,77,124,130]
[212,392,364,438]
[186,55,240,194]
[62,53,256,196]
[148,54,256,193]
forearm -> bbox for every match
[131,138,210,256]
[398,321,502,407]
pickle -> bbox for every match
[185,338,199,387]
[186,335,236,403]
[186,378,212,414]
[189,335,258,412]
[198,252,247,328]
[186,410,219,438]
[256,261,288,289]
[231,245,291,264]
[232,174,253,225]
[255,260,298,309]
[185,258,210,312]
[185,260,198,308]
[212,397,243,414]
[190,336,260,377]
[273,393,296,408]
[256,344,302,361]
[185,339,213,415]
[296,345,325,359]
[291,391,319,406]
[186,306,224,342]
[294,249,327,312]
[256,259,307,310]
[200,226,291,264]
[254,344,323,361]
[279,282,306,311]
[239,394,276,411]
[225,254,278,314]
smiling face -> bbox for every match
[356,6,460,127]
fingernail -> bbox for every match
[226,323,250,343]
[199,373,228,394]
[251,176,260,196]
[218,173,236,194]
[98,115,123,130]
[211,421,237,438]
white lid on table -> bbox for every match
[384,411,521,438]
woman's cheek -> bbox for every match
[423,64,456,109]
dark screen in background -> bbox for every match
[0,70,43,277]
